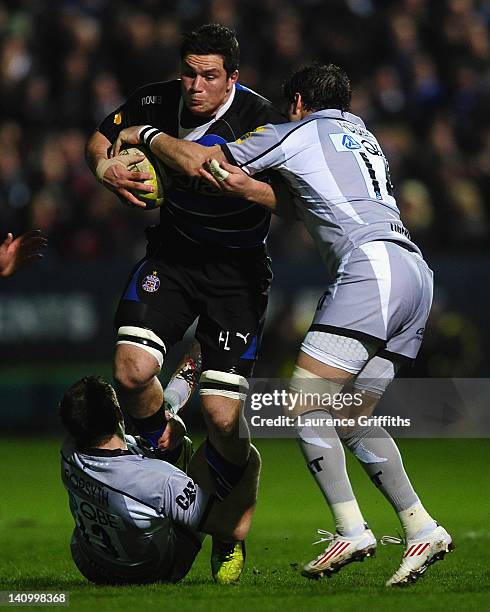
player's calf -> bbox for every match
[200,370,250,467]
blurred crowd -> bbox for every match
[0,0,488,259]
[0,0,488,377]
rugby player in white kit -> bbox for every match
[60,376,259,585]
[109,64,454,587]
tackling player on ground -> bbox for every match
[60,375,260,585]
[114,64,454,587]
[85,24,286,583]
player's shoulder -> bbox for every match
[232,84,287,125]
[126,79,180,107]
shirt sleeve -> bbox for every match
[222,123,286,176]
[162,469,210,531]
[98,94,140,143]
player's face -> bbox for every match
[181,54,238,117]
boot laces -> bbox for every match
[312,529,335,546]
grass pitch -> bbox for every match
[0,438,488,611]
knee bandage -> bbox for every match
[199,370,249,401]
[353,356,398,397]
[117,326,166,368]
[290,365,345,396]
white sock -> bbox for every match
[331,500,366,537]
[398,501,437,540]
[163,377,191,413]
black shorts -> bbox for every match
[115,228,272,376]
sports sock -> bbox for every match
[130,405,167,448]
[163,377,192,413]
[340,426,437,538]
[398,502,438,540]
[205,438,247,501]
[297,410,366,537]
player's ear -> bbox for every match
[294,93,302,113]
[227,69,239,90]
[289,93,303,121]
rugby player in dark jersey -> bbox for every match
[85,24,286,583]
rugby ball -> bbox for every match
[120,145,171,209]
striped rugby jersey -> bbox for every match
[61,436,206,579]
[99,80,286,248]
[223,109,422,274]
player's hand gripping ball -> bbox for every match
[120,145,170,209]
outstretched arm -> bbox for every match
[0,230,47,277]
[110,126,223,177]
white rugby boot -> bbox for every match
[382,524,454,586]
[302,526,376,579]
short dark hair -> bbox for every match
[59,376,121,449]
[283,64,352,113]
[180,23,239,77]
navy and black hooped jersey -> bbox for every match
[99,80,286,248]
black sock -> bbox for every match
[131,406,167,448]
[205,438,247,501]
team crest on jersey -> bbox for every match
[142,271,160,293]
[113,112,122,125]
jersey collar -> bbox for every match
[310,108,366,128]
[178,84,237,140]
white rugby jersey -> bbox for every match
[61,436,206,578]
[223,109,421,275]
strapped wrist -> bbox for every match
[95,157,122,182]
[139,125,163,148]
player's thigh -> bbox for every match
[195,254,272,378]
[115,256,197,367]
[308,244,392,350]
[383,248,434,361]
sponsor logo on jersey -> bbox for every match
[141,95,162,106]
[176,480,197,510]
[330,132,362,151]
[390,222,411,240]
[142,271,160,293]
[416,327,425,340]
[236,125,266,144]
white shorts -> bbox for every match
[302,240,433,366]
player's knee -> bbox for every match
[199,370,248,436]
[114,346,160,392]
[204,407,238,438]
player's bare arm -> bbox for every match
[0,230,47,278]
[110,125,223,177]
[85,130,155,208]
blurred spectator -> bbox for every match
[0,0,487,258]
[0,0,488,377]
